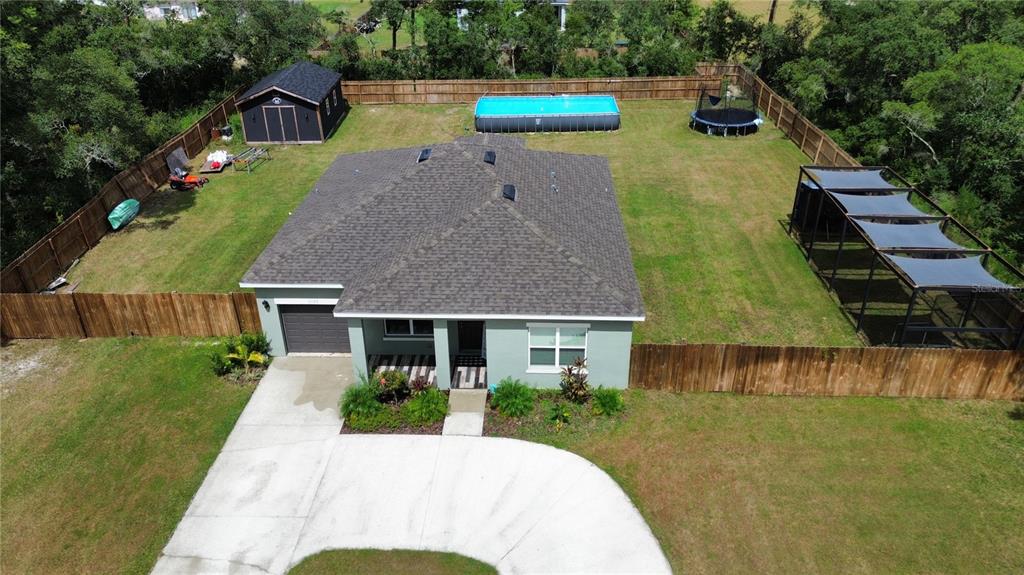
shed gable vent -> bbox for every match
[417,148,432,163]
[502,184,517,201]
[483,150,496,165]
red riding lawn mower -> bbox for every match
[168,167,209,191]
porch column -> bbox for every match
[347,318,368,381]
[433,319,451,390]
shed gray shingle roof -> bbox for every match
[241,135,644,319]
[237,61,342,104]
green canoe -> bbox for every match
[108,199,140,230]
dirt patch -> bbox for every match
[0,340,63,397]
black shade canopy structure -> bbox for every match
[883,255,1017,291]
[852,220,967,251]
[802,167,902,191]
[788,165,1024,350]
[829,193,933,219]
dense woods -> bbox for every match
[2,0,1022,269]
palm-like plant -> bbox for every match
[225,342,266,375]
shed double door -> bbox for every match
[264,106,299,142]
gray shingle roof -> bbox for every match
[237,61,341,104]
[241,135,644,319]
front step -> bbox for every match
[442,389,487,436]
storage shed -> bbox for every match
[236,61,343,145]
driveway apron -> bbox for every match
[153,356,670,575]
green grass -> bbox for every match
[289,549,496,574]
[504,390,1024,574]
[68,100,857,346]
[0,338,253,575]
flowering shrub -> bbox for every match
[375,369,410,403]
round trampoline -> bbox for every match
[690,82,763,136]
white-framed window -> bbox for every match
[325,100,331,115]
[332,90,338,106]
[384,319,433,338]
[527,324,588,372]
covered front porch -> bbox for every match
[348,318,488,390]
[366,354,487,389]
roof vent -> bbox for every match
[483,150,496,165]
[417,148,432,163]
[502,184,517,202]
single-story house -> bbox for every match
[236,61,344,145]
[240,134,644,389]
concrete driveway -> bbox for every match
[153,356,671,575]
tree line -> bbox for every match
[2,0,1022,269]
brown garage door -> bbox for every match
[279,305,350,353]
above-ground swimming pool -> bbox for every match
[475,95,620,132]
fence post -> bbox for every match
[47,239,60,272]
[77,216,93,248]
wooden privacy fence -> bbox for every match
[629,344,1024,400]
[698,62,860,167]
[0,87,246,295]
[340,75,722,104]
[0,292,261,339]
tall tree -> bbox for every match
[564,0,615,50]
[370,0,406,51]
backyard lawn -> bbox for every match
[508,391,1024,574]
[0,338,252,575]
[68,100,858,346]
[289,549,495,575]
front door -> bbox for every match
[457,321,485,354]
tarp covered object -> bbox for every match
[852,219,965,250]
[884,254,1017,290]
[806,168,899,191]
[108,199,140,230]
[165,146,189,174]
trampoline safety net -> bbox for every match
[690,79,761,136]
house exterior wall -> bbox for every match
[240,89,323,144]
[252,287,345,356]
[360,319,436,355]
[485,320,634,389]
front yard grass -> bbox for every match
[505,391,1024,574]
[68,100,857,346]
[289,549,496,574]
[0,338,253,575]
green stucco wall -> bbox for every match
[252,287,345,357]
[252,290,635,390]
[484,320,634,389]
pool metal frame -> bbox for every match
[475,95,621,133]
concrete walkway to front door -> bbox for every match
[153,356,671,575]
[442,389,487,436]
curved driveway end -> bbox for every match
[153,356,670,574]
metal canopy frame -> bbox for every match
[789,165,1024,350]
